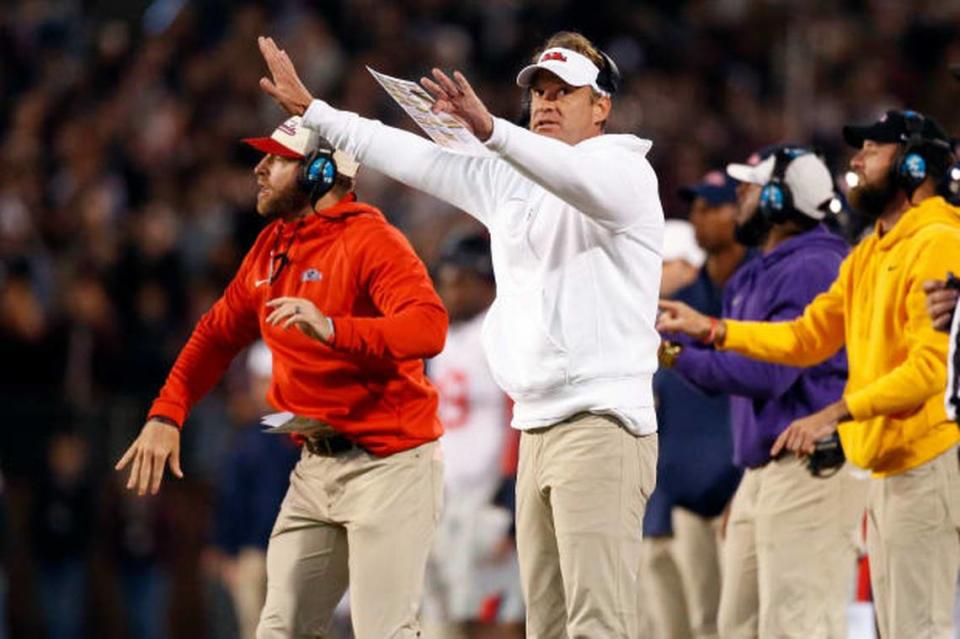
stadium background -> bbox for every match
[2,0,960,637]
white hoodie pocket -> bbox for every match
[481,291,568,397]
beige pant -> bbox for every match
[643,509,723,639]
[516,413,657,639]
[256,441,443,639]
[867,445,960,639]
[718,455,867,639]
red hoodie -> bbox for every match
[148,194,447,455]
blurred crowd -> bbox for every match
[3,0,960,637]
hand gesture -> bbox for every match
[923,279,959,332]
[770,400,848,457]
[257,36,314,116]
[420,69,495,141]
[115,419,183,496]
[657,299,714,341]
[266,297,333,342]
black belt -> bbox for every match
[304,433,358,457]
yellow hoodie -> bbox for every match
[721,196,960,476]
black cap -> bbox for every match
[842,109,951,149]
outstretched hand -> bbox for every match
[258,36,314,116]
[115,419,183,496]
[420,69,495,142]
[657,299,715,341]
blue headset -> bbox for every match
[896,110,930,195]
[298,149,338,206]
[759,147,811,223]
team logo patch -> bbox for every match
[541,51,567,63]
[278,118,298,136]
[301,268,323,282]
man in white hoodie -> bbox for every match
[257,31,664,638]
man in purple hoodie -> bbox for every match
[657,146,869,639]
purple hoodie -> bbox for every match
[671,225,849,468]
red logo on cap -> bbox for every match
[278,121,298,136]
[540,51,567,63]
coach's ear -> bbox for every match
[592,94,611,129]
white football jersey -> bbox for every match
[430,311,512,498]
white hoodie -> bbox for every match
[303,102,664,435]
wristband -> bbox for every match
[701,317,720,345]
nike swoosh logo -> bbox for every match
[254,278,270,287]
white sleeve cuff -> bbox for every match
[302,99,335,130]
[483,116,512,153]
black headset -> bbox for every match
[297,148,338,206]
[758,147,811,223]
[596,49,621,95]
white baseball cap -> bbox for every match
[662,219,706,268]
[726,151,835,220]
[516,47,607,94]
[242,116,359,179]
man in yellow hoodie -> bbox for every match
[658,110,960,638]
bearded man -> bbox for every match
[658,109,960,638]
[116,117,449,639]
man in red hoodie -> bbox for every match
[115,116,448,638]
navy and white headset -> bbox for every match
[297,148,338,206]
[895,110,954,197]
[758,147,811,223]
[896,110,931,195]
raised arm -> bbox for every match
[301,100,505,224]
[482,117,658,232]
[673,344,805,400]
[717,259,850,367]
[419,66,659,232]
[257,36,505,224]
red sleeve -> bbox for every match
[329,220,448,360]
[148,256,261,427]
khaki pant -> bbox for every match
[867,445,960,639]
[516,413,657,639]
[256,441,443,639]
[642,509,723,639]
[718,455,867,639]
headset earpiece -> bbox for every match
[298,149,338,206]
[596,49,620,96]
[759,148,806,223]
[896,110,931,196]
